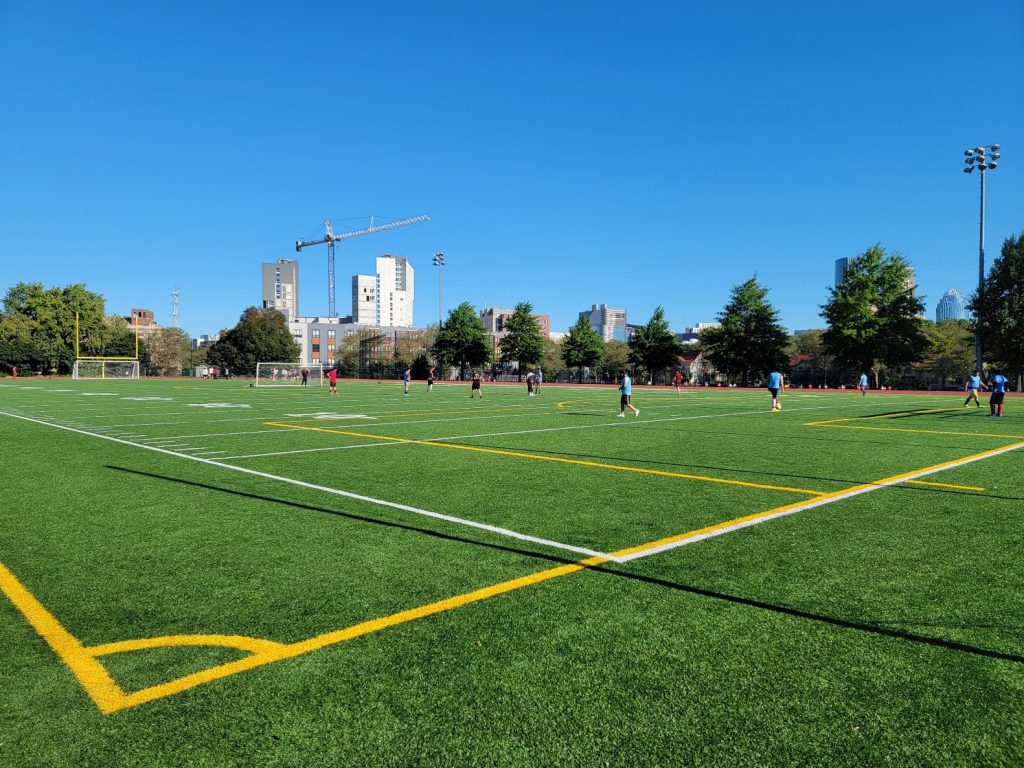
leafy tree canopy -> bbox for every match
[498,302,545,374]
[207,307,299,376]
[628,306,682,383]
[969,231,1024,387]
[922,319,974,385]
[702,275,788,382]
[821,245,927,377]
[431,302,491,376]
[561,315,604,381]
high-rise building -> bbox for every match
[261,259,299,320]
[480,307,551,337]
[351,275,376,324]
[352,254,414,328]
[935,288,968,322]
[579,303,626,342]
[834,257,850,287]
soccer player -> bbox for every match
[403,367,411,396]
[301,368,309,386]
[526,370,535,396]
[989,369,1008,417]
[618,370,639,417]
[768,369,784,411]
[963,370,984,407]
[535,368,543,394]
[470,371,483,398]
[673,369,684,395]
[327,367,338,396]
[427,366,435,392]
[859,371,869,396]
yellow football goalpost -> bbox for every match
[73,312,141,379]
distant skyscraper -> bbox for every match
[261,259,299,320]
[834,257,850,287]
[351,274,376,324]
[935,288,967,322]
[579,303,626,342]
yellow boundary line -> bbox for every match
[904,480,986,492]
[263,421,825,497]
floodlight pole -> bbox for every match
[963,144,1000,372]
[432,252,446,327]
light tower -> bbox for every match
[171,288,180,328]
[962,144,1000,370]
[432,252,446,326]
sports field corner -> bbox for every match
[1,378,1023,766]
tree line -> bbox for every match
[2,233,1021,386]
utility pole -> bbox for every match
[962,144,1000,371]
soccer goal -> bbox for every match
[72,359,141,380]
[255,363,324,387]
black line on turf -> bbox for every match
[107,465,1024,666]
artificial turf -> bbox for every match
[0,377,1022,766]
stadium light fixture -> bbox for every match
[432,252,446,327]
[962,143,1002,370]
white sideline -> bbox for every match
[0,410,618,563]
[615,440,1024,562]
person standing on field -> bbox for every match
[618,370,639,417]
[673,369,684,395]
[964,370,984,407]
[526,370,535,396]
[768,369,784,411]
[534,368,543,394]
[989,369,1008,417]
[301,368,309,386]
[403,367,411,396]
[328,367,338,396]
[859,371,869,395]
[470,371,483,398]
[427,366,435,392]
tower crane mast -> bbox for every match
[295,214,430,317]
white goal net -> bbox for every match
[255,363,324,387]
[72,359,140,380]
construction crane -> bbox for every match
[295,214,430,317]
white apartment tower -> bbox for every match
[352,254,415,327]
[352,274,377,324]
[261,259,299,320]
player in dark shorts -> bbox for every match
[427,367,435,392]
[470,372,482,398]
[989,369,1008,417]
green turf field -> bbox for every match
[1,378,1022,767]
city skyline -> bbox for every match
[1,2,1021,339]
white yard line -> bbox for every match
[218,398,943,460]
[0,411,615,563]
[614,440,1024,563]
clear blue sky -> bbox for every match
[2,1,1021,337]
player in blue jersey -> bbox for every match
[989,369,1009,417]
[403,367,411,396]
[859,372,869,396]
[963,370,984,407]
[768,369,784,411]
[618,371,639,417]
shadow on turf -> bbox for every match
[448,444,1022,501]
[107,465,1024,667]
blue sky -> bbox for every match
[2,1,1021,337]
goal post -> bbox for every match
[255,363,324,387]
[72,359,141,380]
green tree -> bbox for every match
[498,302,545,379]
[628,306,683,384]
[147,327,192,375]
[969,232,1024,388]
[821,245,927,385]
[540,337,567,381]
[561,315,604,382]
[922,319,974,388]
[786,329,834,386]
[431,302,491,377]
[701,276,789,384]
[207,307,300,376]
[600,340,630,382]
[0,282,109,373]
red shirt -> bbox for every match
[328,370,337,384]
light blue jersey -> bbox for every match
[621,375,632,395]
[992,374,1008,393]
[859,374,868,387]
[768,371,782,390]
[969,374,981,391]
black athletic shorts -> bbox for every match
[471,380,481,389]
[991,392,1005,406]
[620,393,630,406]
[768,388,779,398]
